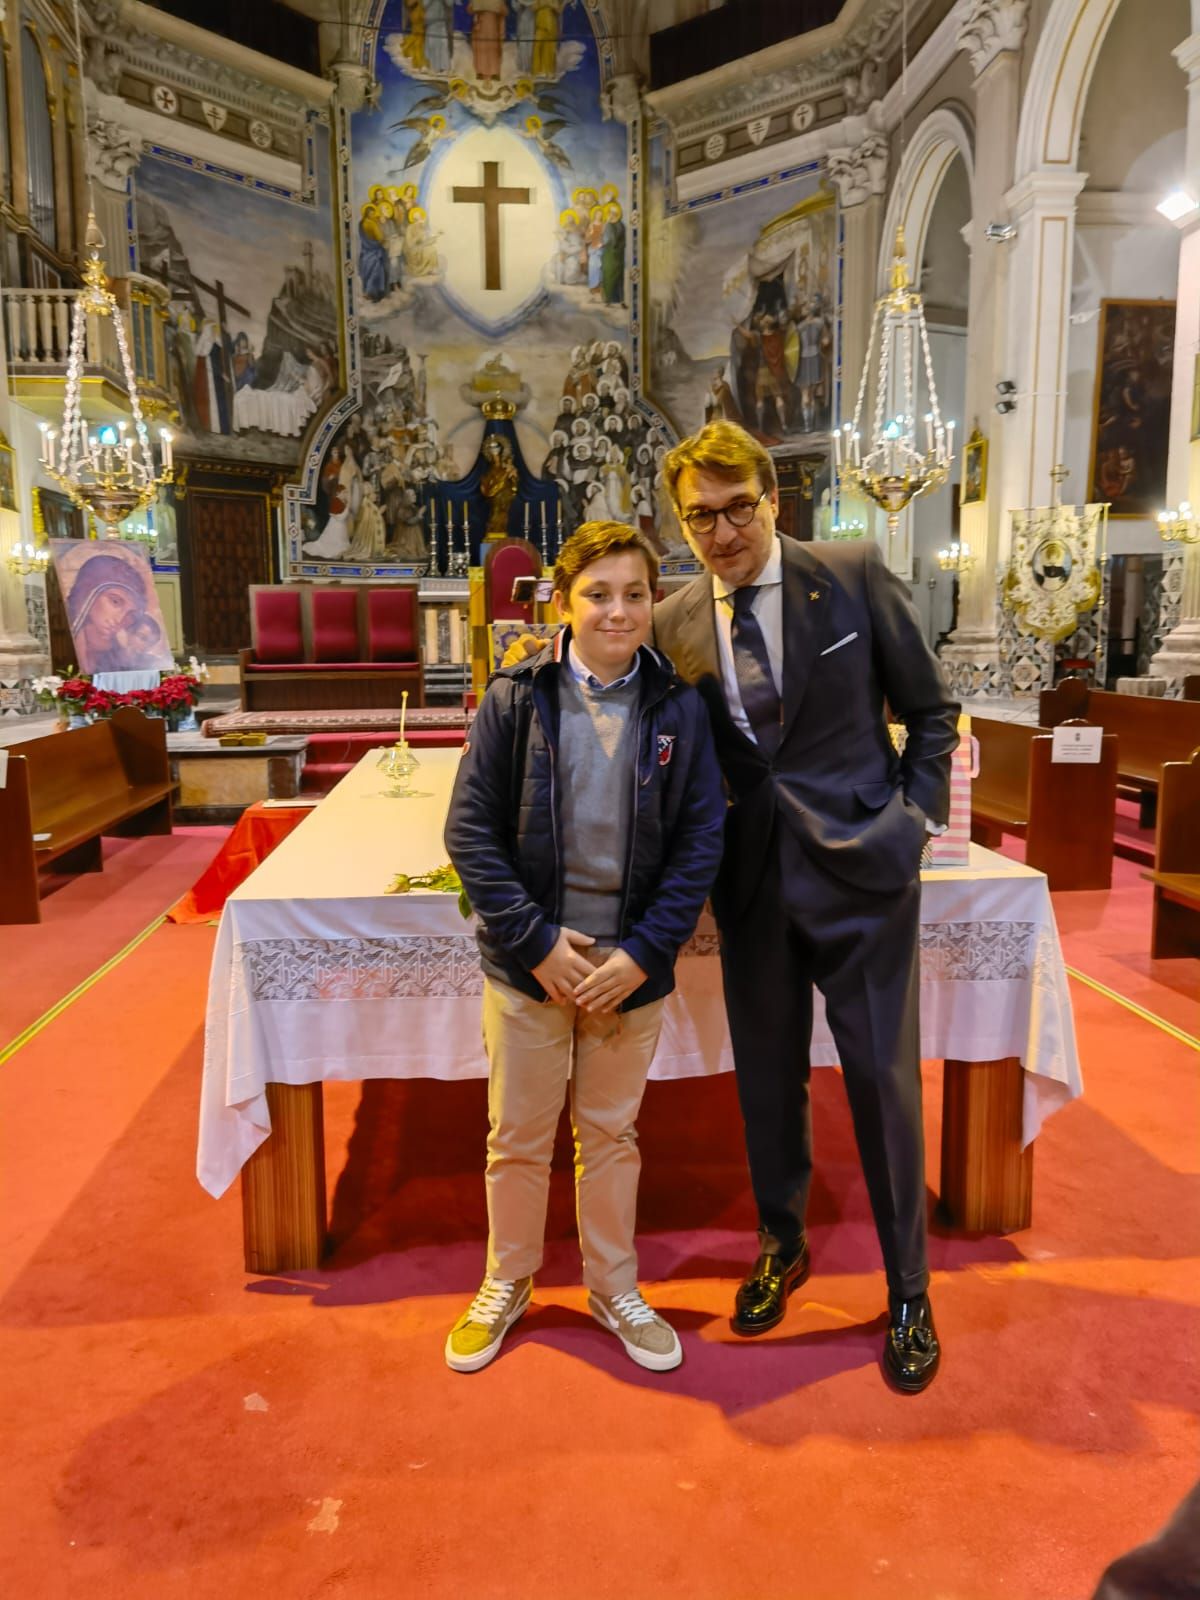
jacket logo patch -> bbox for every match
[657,734,675,767]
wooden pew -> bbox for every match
[1040,677,1200,824]
[0,708,174,924]
[972,716,1118,890]
[1142,747,1200,957]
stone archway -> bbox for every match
[877,107,975,293]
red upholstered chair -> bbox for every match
[251,586,304,663]
[484,538,541,623]
[310,588,361,663]
[365,586,419,663]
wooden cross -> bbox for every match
[452,161,531,291]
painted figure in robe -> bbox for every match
[469,0,506,81]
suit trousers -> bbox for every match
[482,967,665,1296]
[718,825,928,1299]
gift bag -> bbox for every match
[928,713,976,867]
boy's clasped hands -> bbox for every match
[531,926,648,1012]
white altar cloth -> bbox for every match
[199,750,1082,1197]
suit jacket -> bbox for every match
[653,536,960,920]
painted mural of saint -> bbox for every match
[532,0,562,75]
[585,206,605,298]
[468,0,506,81]
[600,203,625,306]
[404,207,440,277]
[358,206,390,302]
[425,0,453,74]
[514,0,536,72]
[401,0,427,70]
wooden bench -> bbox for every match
[1142,746,1200,957]
[971,716,1118,890]
[0,709,174,924]
[1040,677,1200,825]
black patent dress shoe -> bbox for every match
[882,1292,941,1392]
[731,1238,811,1335]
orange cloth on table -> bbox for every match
[167,803,311,924]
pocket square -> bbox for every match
[819,631,858,657]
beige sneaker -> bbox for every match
[444,1276,532,1373]
[588,1288,682,1372]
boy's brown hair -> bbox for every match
[662,420,777,511]
[552,520,660,599]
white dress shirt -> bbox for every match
[712,536,784,745]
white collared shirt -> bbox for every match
[712,536,784,743]
[567,639,640,692]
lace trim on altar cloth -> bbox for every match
[919,919,1037,981]
[236,920,1039,1001]
[239,936,484,1000]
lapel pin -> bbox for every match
[809,589,820,601]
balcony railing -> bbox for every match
[3,274,176,417]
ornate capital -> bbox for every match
[957,0,1029,77]
[86,114,142,188]
[330,59,371,114]
[602,72,643,126]
[825,133,888,209]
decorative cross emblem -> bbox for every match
[152,84,178,115]
[452,161,531,291]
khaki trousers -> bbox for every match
[482,969,665,1296]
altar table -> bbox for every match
[199,750,1083,1271]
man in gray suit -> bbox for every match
[655,420,959,1391]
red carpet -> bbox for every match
[0,829,227,1049]
[0,863,1196,1598]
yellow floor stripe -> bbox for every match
[0,914,166,1066]
[1065,964,1200,1051]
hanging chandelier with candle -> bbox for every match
[40,218,174,532]
[41,0,174,533]
[834,225,954,537]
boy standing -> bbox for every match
[443,521,724,1374]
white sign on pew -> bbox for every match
[1051,726,1103,764]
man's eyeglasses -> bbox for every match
[681,490,768,538]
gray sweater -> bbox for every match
[556,666,640,941]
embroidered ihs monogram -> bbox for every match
[657,734,676,767]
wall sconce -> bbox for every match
[936,540,976,573]
[1157,503,1200,544]
[5,542,50,577]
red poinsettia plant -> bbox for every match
[37,662,206,722]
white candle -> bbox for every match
[523,500,530,535]
[832,428,842,469]
[400,687,408,747]
[925,414,934,454]
[946,420,956,459]
[540,501,547,533]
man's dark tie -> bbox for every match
[728,586,781,754]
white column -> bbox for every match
[0,273,47,677]
[997,169,1087,523]
[827,126,887,549]
[1151,31,1200,686]
[941,32,1024,690]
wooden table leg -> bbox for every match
[939,1057,1033,1233]
[241,1082,327,1273]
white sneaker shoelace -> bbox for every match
[467,1278,516,1327]
[608,1289,658,1327]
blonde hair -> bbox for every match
[553,520,659,599]
[662,420,777,510]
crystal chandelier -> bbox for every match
[40,221,174,531]
[40,0,173,533]
[834,226,954,537]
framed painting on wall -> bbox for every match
[1087,298,1176,517]
[960,429,987,506]
[0,431,17,512]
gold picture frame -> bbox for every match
[1087,298,1175,516]
[960,428,987,506]
[0,430,17,513]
